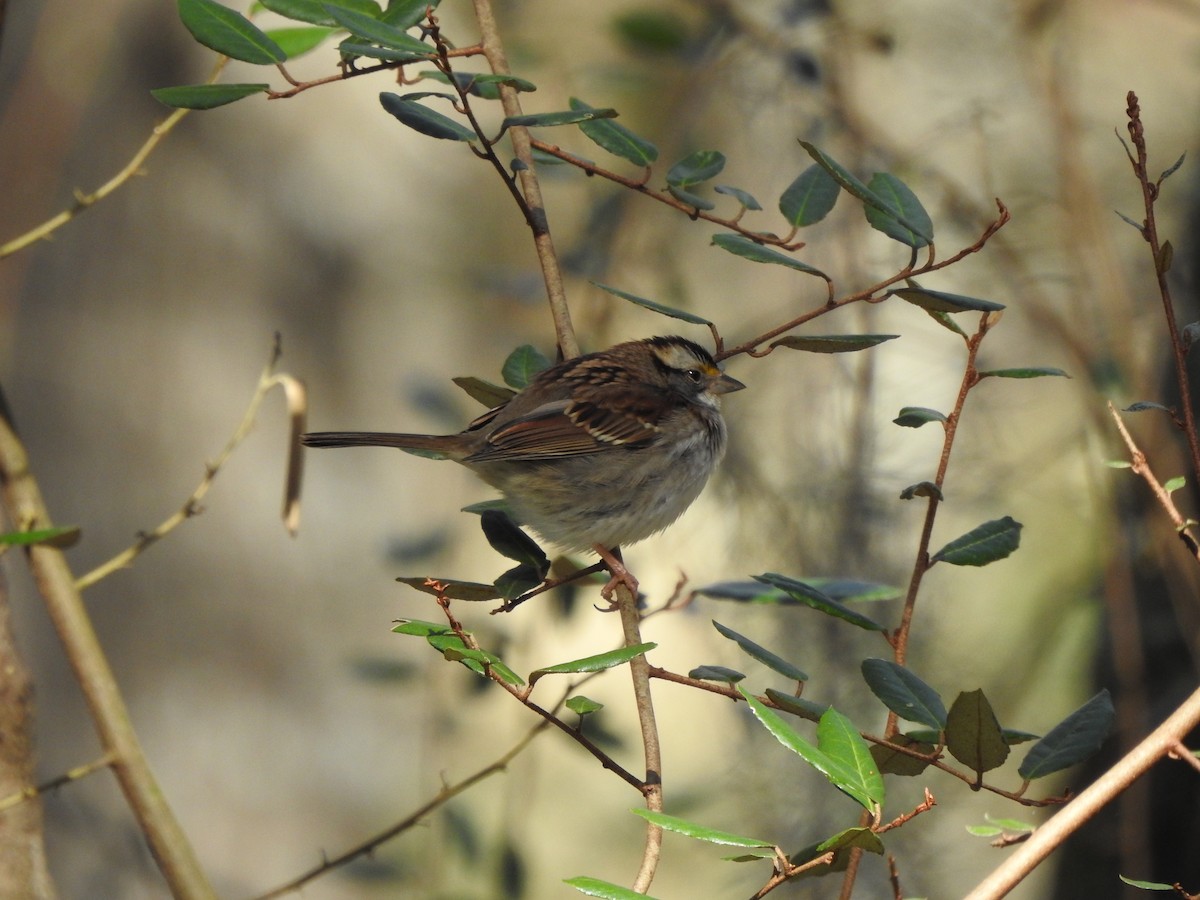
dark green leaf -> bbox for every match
[754,573,887,631]
[932,516,1023,567]
[260,0,380,26]
[565,876,664,900]
[666,185,715,210]
[323,4,433,52]
[688,665,746,683]
[779,164,841,227]
[899,481,943,501]
[178,0,286,63]
[764,689,827,723]
[421,70,537,99]
[894,286,1005,313]
[871,734,936,776]
[589,281,712,325]
[978,367,1070,380]
[666,150,725,187]
[771,334,898,354]
[1119,876,1177,891]
[481,510,548,568]
[613,9,689,53]
[694,580,788,603]
[395,576,500,601]
[379,92,475,140]
[945,689,1009,774]
[566,695,603,716]
[711,233,828,277]
[451,376,516,408]
[151,83,271,109]
[714,184,762,210]
[1159,151,1187,183]
[861,658,947,729]
[816,826,885,855]
[494,563,544,600]
[864,172,933,248]
[500,344,552,389]
[1018,690,1115,780]
[380,0,441,28]
[712,620,808,681]
[1003,728,1041,745]
[501,108,618,130]
[803,578,901,603]
[0,525,81,548]
[570,98,658,165]
[1124,401,1172,413]
[893,406,946,428]
[338,38,428,60]
[926,308,969,336]
[529,643,656,685]
[631,809,772,848]
[265,25,336,57]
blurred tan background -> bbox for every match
[3,0,1200,897]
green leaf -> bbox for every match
[480,510,547,566]
[395,577,500,601]
[754,573,887,632]
[494,563,545,600]
[666,150,726,187]
[442,645,524,684]
[740,689,883,811]
[570,98,658,165]
[688,665,746,683]
[711,233,828,277]
[501,108,618,130]
[770,334,899,354]
[565,876,664,900]
[945,689,1010,774]
[797,141,932,244]
[0,525,81,548]
[613,9,689,53]
[1018,690,1115,780]
[978,367,1070,379]
[816,826,885,855]
[893,406,946,428]
[666,185,714,210]
[1165,475,1186,494]
[803,578,902,602]
[177,0,286,63]
[1124,401,1172,413]
[392,618,450,636]
[380,0,441,28]
[260,0,381,26]
[894,286,1006,313]
[712,620,808,681]
[764,689,828,723]
[420,70,537,99]
[864,172,933,248]
[566,695,603,716]
[151,83,271,109]
[1159,150,1187,183]
[322,4,433,53]
[871,734,936,776]
[451,376,516,408]
[779,164,841,227]
[500,344,553,389]
[861,659,947,729]
[714,184,762,210]
[529,643,656,685]
[338,38,428,60]
[1119,875,1178,891]
[931,516,1023,567]
[379,92,476,141]
[589,281,712,325]
[265,25,336,57]
[630,809,773,848]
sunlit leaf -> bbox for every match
[571,98,657,165]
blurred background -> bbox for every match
[3,0,1200,897]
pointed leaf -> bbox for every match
[817,707,885,807]
[754,573,887,631]
[816,826,885,855]
[764,689,828,723]
[712,620,808,681]
[502,108,618,130]
[395,577,500,601]
[379,92,476,141]
[666,185,715,210]
[569,98,658,165]
[978,367,1070,380]
[1124,401,1172,413]
[442,645,523,684]
[1018,690,1115,780]
[260,0,380,26]
[711,233,828,277]
[151,83,270,109]
[1119,876,1177,891]
[666,150,726,187]
[266,25,337,57]
[689,665,746,683]
[529,643,656,685]
[893,406,946,428]
[631,809,773,848]
[322,3,433,52]
[500,344,552,389]
[1159,151,1187,183]
[452,376,516,408]
[864,172,933,248]
[339,39,429,60]
[894,286,1005,313]
[803,578,902,602]
[565,876,664,900]
[945,689,1009,774]
[871,734,936,776]
[779,163,841,227]
[178,0,286,63]
[380,0,441,28]
[589,281,712,324]
[932,516,1023,567]
[420,70,537,99]
[494,563,545,600]
[481,510,548,569]
[0,525,81,548]
[771,334,898,354]
[566,695,603,716]
[714,184,762,210]
[861,659,947,729]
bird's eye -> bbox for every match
[685,368,703,383]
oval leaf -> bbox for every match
[502,108,617,129]
[565,876,664,900]
[666,185,714,210]
[861,658,947,729]
[530,642,656,684]
[1018,690,1115,780]
[589,280,712,325]
[380,0,441,27]
[817,708,885,807]
[266,25,336,58]
[978,367,1070,379]
[932,516,1023,566]
[260,0,381,26]
[779,164,841,227]
[178,0,286,63]
[871,734,936,776]
[712,620,808,681]
[481,509,547,563]
[894,286,1005,314]
[631,809,772,848]
[379,92,476,141]
[864,172,933,248]
[451,376,517,408]
[945,689,1009,774]
[501,343,552,389]
[711,233,828,277]
[0,525,81,548]
[566,695,603,716]
[764,689,828,723]
[323,3,433,53]
[394,577,500,602]
[754,573,886,631]
[771,334,899,354]
[151,83,270,109]
[714,184,762,210]
[893,406,947,428]
[570,98,658,165]
[666,149,726,187]
[688,665,746,683]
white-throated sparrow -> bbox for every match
[303,336,743,583]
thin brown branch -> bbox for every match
[0,752,114,812]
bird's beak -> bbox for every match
[711,372,745,395]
